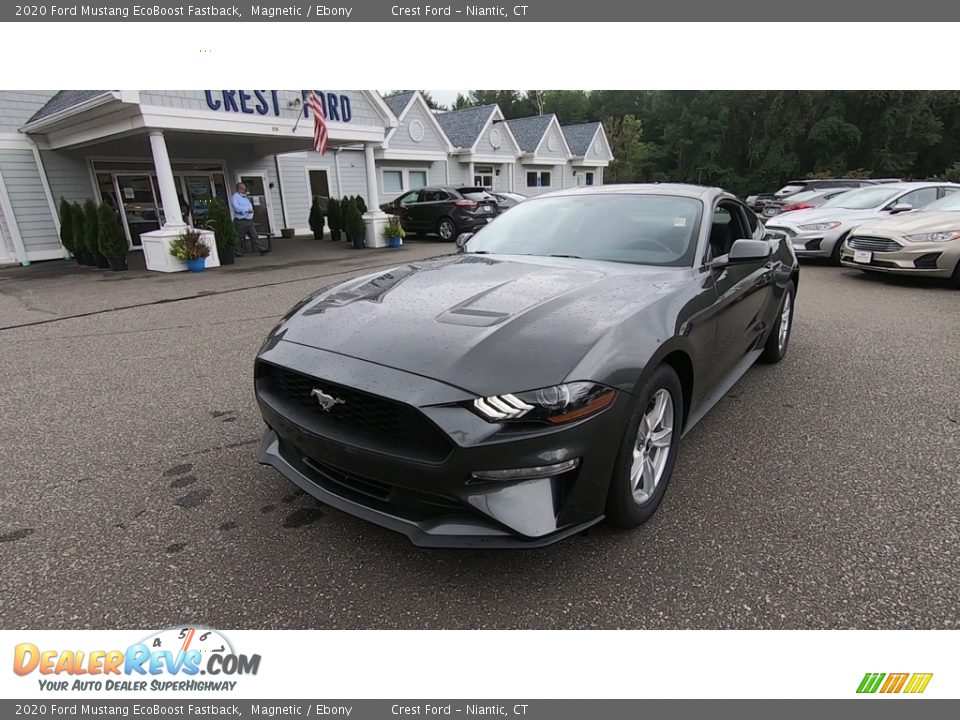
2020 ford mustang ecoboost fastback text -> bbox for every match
[255,184,799,548]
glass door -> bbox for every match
[179,175,216,227]
[115,174,160,248]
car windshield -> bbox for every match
[457,187,495,201]
[465,194,702,267]
[820,187,900,210]
[776,184,806,195]
[784,190,824,203]
[919,192,960,212]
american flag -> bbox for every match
[304,91,329,155]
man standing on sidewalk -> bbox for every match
[231,182,269,256]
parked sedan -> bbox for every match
[490,191,528,210]
[380,186,500,241]
[840,190,960,287]
[255,184,799,548]
[765,182,960,264]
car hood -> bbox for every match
[770,206,886,227]
[853,211,960,236]
[274,254,688,396]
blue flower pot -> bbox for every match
[388,236,403,249]
[186,258,206,273]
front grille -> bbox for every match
[257,362,452,462]
[848,236,902,253]
[298,451,467,521]
[804,238,823,251]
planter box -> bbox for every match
[141,227,220,273]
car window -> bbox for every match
[775,183,806,195]
[467,194,703,267]
[457,188,496,201]
[922,191,960,211]
[399,191,421,205]
[820,187,899,209]
[422,190,445,202]
[896,187,938,209]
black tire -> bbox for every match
[759,280,796,364]
[606,364,683,529]
[830,233,847,265]
[951,260,960,289]
[437,217,457,242]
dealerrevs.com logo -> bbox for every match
[13,627,261,693]
[857,673,933,695]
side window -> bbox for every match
[744,204,759,235]
[939,187,960,198]
[399,191,421,206]
[897,187,938,209]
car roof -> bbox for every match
[538,183,727,201]
[839,181,957,191]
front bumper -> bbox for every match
[840,241,958,278]
[254,341,626,548]
[765,225,844,258]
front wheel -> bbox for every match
[759,280,796,364]
[830,233,847,265]
[606,364,683,529]
[437,217,457,241]
[951,260,960,289]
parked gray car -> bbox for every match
[764,182,960,264]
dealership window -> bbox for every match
[474,165,494,189]
[383,171,403,193]
[526,171,551,188]
[409,171,428,189]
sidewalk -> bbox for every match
[0,234,457,330]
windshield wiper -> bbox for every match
[548,254,583,259]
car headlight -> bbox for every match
[471,382,617,425]
[903,230,960,243]
[798,221,842,231]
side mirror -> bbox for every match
[710,238,772,268]
[455,232,473,250]
[889,202,913,214]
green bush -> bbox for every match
[58,197,75,254]
[169,228,211,261]
[344,197,365,246]
[204,199,237,253]
[83,200,99,256]
[327,198,342,240]
[98,203,128,257]
[355,195,367,214]
[70,202,86,254]
[308,195,325,238]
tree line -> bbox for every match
[431,91,960,197]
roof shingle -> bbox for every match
[504,115,555,153]
[382,91,415,118]
[562,122,602,156]
[435,105,498,149]
[25,90,111,125]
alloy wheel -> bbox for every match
[438,220,454,240]
[778,292,792,352]
[630,388,674,504]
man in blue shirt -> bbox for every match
[231,182,269,255]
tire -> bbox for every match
[437,217,457,241]
[951,260,960,289]
[830,233,847,265]
[759,280,796,364]
[606,364,683,529]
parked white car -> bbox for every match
[765,182,960,263]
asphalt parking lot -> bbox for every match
[1,250,958,630]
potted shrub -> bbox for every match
[82,199,100,266]
[58,197,77,263]
[383,217,405,249]
[169,228,211,272]
[342,197,356,246]
[204,199,238,265]
[355,195,368,214]
[97,202,129,271]
[70,202,86,266]
[327,198,342,241]
[345,198,366,249]
[308,195,325,240]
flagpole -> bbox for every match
[291,98,304,133]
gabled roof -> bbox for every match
[383,91,415,118]
[504,115,555,153]
[436,104,499,150]
[25,90,111,125]
[562,122,602,156]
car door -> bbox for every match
[394,190,423,231]
[421,189,451,231]
[706,200,776,385]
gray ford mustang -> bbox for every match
[255,184,799,548]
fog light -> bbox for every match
[470,458,580,483]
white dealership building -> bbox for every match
[0,90,613,266]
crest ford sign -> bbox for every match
[204,90,354,121]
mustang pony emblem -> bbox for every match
[310,388,345,412]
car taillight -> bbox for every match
[783,203,813,212]
[454,200,478,207]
